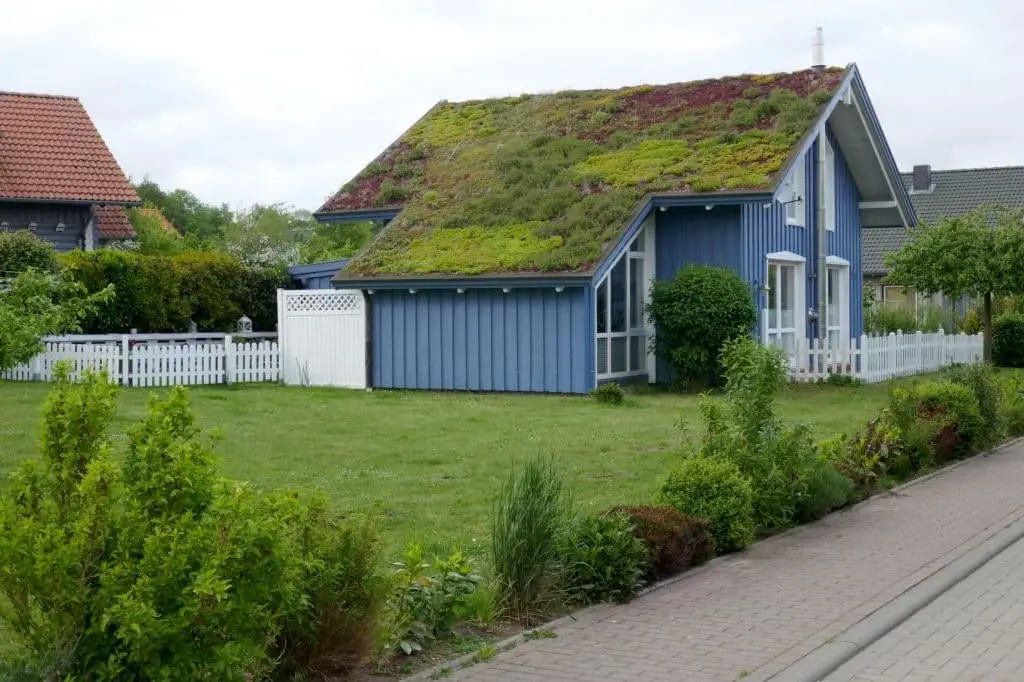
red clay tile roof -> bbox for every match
[95,206,136,239]
[0,92,140,203]
[135,206,179,234]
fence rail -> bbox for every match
[2,334,280,386]
[788,329,984,384]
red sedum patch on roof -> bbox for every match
[319,67,848,276]
[95,206,136,240]
[0,92,139,203]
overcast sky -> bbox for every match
[2,1,1022,212]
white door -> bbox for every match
[277,289,367,388]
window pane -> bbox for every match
[629,335,646,372]
[610,258,627,333]
[767,264,779,329]
[629,230,644,252]
[629,258,644,329]
[611,337,627,373]
[827,268,839,327]
[780,330,796,354]
[780,265,795,329]
[597,278,608,333]
[828,329,840,349]
[597,337,608,375]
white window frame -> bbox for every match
[595,219,655,382]
[784,158,806,227]
[824,255,850,351]
[824,136,836,232]
[762,251,806,354]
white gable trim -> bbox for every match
[850,89,911,229]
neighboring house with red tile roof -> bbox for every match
[0,91,140,253]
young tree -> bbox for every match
[884,206,1024,362]
[0,270,113,372]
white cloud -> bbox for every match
[1,0,1020,209]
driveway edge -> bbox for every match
[408,437,1024,681]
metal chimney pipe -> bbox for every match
[812,27,825,70]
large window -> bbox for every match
[824,265,850,349]
[596,227,650,380]
[824,137,836,232]
[784,160,805,226]
[765,262,799,353]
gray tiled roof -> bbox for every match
[863,166,1024,275]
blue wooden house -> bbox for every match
[314,61,913,394]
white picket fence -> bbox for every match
[788,329,984,384]
[2,333,280,387]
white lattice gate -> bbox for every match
[277,289,367,388]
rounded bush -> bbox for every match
[658,455,756,553]
[993,314,1024,368]
[592,381,625,405]
[913,380,984,459]
[646,265,757,386]
[0,230,58,277]
[558,513,648,605]
[605,505,715,580]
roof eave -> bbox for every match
[0,196,141,206]
[313,208,402,223]
[331,272,592,289]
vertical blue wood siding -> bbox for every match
[827,128,864,337]
[372,287,591,393]
[655,205,743,282]
[0,203,90,252]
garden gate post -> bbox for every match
[224,334,236,385]
[120,335,131,387]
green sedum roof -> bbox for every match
[320,67,848,277]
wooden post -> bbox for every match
[224,334,235,385]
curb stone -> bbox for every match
[407,437,1024,681]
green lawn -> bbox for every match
[0,381,895,556]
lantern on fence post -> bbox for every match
[237,315,253,333]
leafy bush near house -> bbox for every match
[0,230,58,277]
[606,505,715,581]
[380,545,481,656]
[993,313,1024,368]
[593,381,625,405]
[557,513,648,605]
[490,455,569,622]
[796,459,856,522]
[646,265,758,386]
[658,455,756,553]
[958,308,983,335]
[946,363,1004,448]
[0,368,385,680]
[907,380,984,460]
[695,336,821,531]
[864,304,917,335]
[59,250,287,332]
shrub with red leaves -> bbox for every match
[605,505,715,581]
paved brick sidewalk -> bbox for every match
[447,444,1024,682]
[827,530,1024,681]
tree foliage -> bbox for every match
[134,178,233,246]
[298,221,375,264]
[0,270,113,372]
[885,206,1024,361]
[126,207,184,257]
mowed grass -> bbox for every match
[0,381,895,556]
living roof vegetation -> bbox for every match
[321,67,847,276]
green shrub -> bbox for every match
[796,459,855,522]
[864,304,917,334]
[946,364,1004,448]
[557,513,648,605]
[912,380,984,459]
[993,314,1024,368]
[381,545,481,655]
[696,336,820,531]
[490,456,569,622]
[606,505,715,580]
[0,368,385,680]
[1001,372,1024,438]
[958,308,982,335]
[592,381,625,405]
[658,455,755,553]
[59,250,284,333]
[0,231,58,277]
[646,265,757,386]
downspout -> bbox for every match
[816,126,827,342]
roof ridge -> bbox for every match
[900,164,1024,175]
[0,90,80,101]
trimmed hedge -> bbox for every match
[0,231,58,276]
[60,250,291,333]
[993,313,1024,368]
[658,455,756,553]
